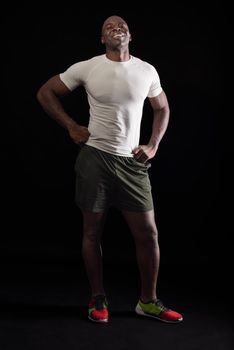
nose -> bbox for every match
[113,26,122,32]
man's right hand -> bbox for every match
[68,124,90,144]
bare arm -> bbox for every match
[36,75,90,144]
[133,90,170,162]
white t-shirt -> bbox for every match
[60,54,162,156]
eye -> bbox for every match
[120,23,128,29]
[104,24,113,32]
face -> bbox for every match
[101,15,131,49]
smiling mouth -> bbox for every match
[112,33,125,39]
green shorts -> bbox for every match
[74,144,154,212]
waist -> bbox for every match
[86,139,134,157]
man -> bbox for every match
[36,15,183,324]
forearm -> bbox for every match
[149,108,170,149]
[37,89,77,131]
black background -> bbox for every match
[2,2,229,279]
[1,3,232,350]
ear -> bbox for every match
[129,33,132,41]
[101,36,105,44]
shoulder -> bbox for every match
[131,56,159,75]
[64,55,105,71]
[74,54,105,67]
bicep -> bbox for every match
[148,90,169,112]
[40,74,71,97]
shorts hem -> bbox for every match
[76,202,153,213]
[116,205,154,212]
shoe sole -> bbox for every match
[135,305,183,324]
[88,316,108,323]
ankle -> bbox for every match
[140,296,157,304]
[92,291,106,298]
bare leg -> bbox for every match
[122,209,160,302]
[81,211,107,297]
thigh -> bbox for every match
[82,211,107,239]
[74,145,113,212]
[114,157,154,211]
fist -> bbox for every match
[69,124,90,144]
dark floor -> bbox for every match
[0,260,232,350]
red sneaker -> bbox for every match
[88,295,108,323]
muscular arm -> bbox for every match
[36,75,90,144]
[133,90,170,162]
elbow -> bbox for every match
[36,87,44,104]
[166,105,170,116]
[36,85,50,106]
[163,102,170,117]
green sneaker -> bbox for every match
[135,299,183,323]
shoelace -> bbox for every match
[155,299,169,311]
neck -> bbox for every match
[105,49,130,62]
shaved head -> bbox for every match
[102,15,128,34]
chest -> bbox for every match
[85,65,151,103]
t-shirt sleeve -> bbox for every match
[59,62,86,91]
[147,66,163,98]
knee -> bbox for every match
[146,228,158,245]
[136,226,158,246]
[83,230,99,244]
